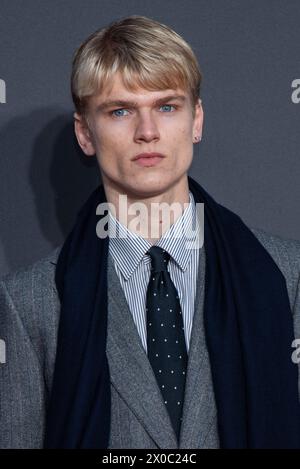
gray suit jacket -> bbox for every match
[0,227,300,448]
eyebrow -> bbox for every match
[95,94,187,113]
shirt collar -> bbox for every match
[108,191,201,281]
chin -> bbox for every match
[130,184,166,198]
[119,177,166,197]
[107,170,185,198]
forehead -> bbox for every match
[89,71,191,110]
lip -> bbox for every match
[132,152,165,167]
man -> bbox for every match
[1,15,300,449]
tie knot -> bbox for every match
[147,246,170,273]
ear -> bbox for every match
[192,98,204,141]
[73,112,96,156]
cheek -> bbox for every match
[168,116,193,139]
[170,124,194,165]
[92,127,121,156]
[96,120,133,147]
[171,124,193,147]
[93,132,126,173]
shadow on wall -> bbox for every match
[0,107,100,274]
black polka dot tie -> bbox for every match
[146,246,188,442]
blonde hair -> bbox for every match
[71,15,202,119]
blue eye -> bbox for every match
[160,104,175,112]
[111,104,176,117]
[111,109,129,117]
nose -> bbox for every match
[134,110,160,143]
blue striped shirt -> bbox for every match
[107,191,202,354]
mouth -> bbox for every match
[132,152,165,167]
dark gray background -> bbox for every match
[0,0,299,277]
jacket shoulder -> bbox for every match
[0,245,61,292]
[0,245,62,342]
[250,227,300,311]
[250,227,300,278]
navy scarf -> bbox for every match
[44,176,300,448]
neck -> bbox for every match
[102,175,190,244]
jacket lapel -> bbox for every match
[106,252,178,448]
[179,244,219,448]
